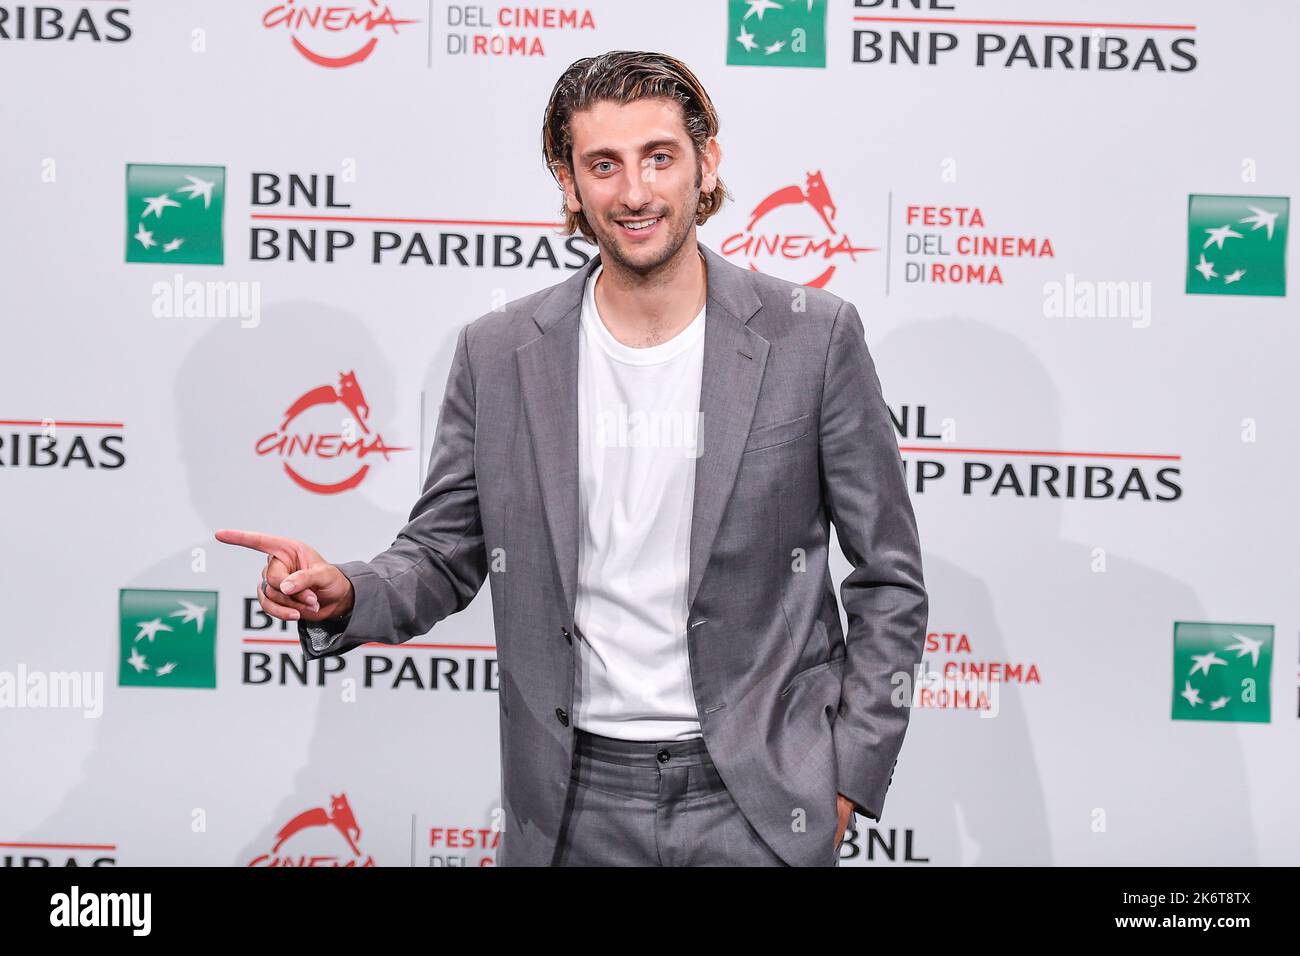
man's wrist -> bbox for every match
[837,790,875,821]
[306,585,354,634]
[330,569,356,620]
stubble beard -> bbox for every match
[580,164,704,279]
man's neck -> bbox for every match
[593,240,707,349]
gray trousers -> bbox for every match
[552,728,805,866]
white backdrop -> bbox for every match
[1,0,1296,866]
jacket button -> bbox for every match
[656,749,671,763]
[560,626,571,643]
[555,707,569,726]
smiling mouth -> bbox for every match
[617,215,662,232]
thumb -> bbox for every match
[280,565,336,596]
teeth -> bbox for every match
[621,217,660,231]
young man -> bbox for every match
[217,51,927,866]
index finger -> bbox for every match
[215,528,296,563]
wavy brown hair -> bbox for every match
[541,50,731,244]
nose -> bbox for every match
[619,163,651,210]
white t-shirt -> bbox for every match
[573,259,707,741]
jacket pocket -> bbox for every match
[778,655,844,699]
[743,413,811,454]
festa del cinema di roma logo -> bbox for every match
[721,170,875,287]
[256,371,408,494]
[249,793,375,866]
[262,0,419,68]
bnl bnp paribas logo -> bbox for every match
[124,163,226,265]
[118,590,219,689]
[1185,195,1288,297]
[1171,622,1273,723]
[726,0,826,68]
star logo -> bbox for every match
[178,174,216,208]
[1223,631,1264,667]
[125,164,226,265]
[133,618,174,643]
[1171,622,1272,723]
[1188,651,1226,677]
[727,0,826,68]
[1202,223,1242,250]
[1238,205,1278,239]
[119,589,219,689]
[141,193,181,219]
[126,648,150,674]
[1186,195,1287,296]
[743,0,782,21]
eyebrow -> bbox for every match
[578,138,682,166]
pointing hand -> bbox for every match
[214,529,355,623]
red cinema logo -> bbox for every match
[721,171,876,287]
[249,793,376,866]
[262,0,419,68]
[256,370,408,495]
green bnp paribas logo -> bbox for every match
[1185,194,1288,297]
[1171,622,1272,723]
[125,163,225,265]
[118,589,218,689]
[727,0,826,68]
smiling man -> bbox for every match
[217,50,928,867]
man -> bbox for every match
[217,50,927,866]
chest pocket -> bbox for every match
[742,413,811,454]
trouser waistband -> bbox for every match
[574,727,712,768]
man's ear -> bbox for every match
[701,136,723,194]
[556,165,582,214]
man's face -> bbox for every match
[560,97,719,274]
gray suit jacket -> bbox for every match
[299,241,928,866]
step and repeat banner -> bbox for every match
[1,1,1296,867]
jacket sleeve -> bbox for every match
[298,322,488,660]
[820,299,928,821]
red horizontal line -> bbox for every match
[852,16,1196,31]
[0,419,123,429]
[898,445,1180,461]
[249,213,564,228]
[1,842,117,851]
[243,638,496,651]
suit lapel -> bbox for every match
[687,245,767,611]
[516,257,589,626]
[516,242,767,624]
